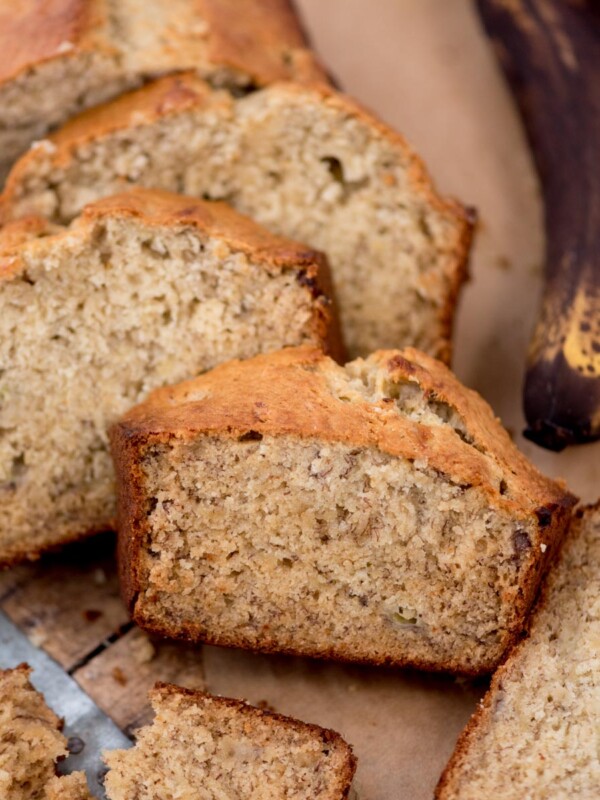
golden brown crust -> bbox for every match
[150,682,357,797]
[0,0,326,89]
[434,501,599,798]
[198,0,328,85]
[82,188,328,272]
[0,0,100,85]
[378,347,569,508]
[115,346,574,515]
[112,346,576,671]
[0,187,343,361]
[52,73,224,155]
[0,73,471,361]
[0,74,225,203]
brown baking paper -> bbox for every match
[201,1,600,798]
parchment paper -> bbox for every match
[202,2,600,798]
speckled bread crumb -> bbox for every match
[103,685,356,800]
[1,71,473,360]
[45,772,95,800]
[0,664,88,800]
[0,0,325,180]
[435,504,600,799]
[0,188,339,566]
[111,346,576,674]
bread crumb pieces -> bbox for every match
[130,633,156,664]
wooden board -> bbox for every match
[0,533,205,735]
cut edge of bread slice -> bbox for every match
[111,346,576,674]
[103,683,356,800]
[0,189,341,567]
[435,502,600,799]
[0,72,474,361]
[0,186,343,360]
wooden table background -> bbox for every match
[2,2,599,799]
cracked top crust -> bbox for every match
[0,0,327,88]
[0,187,343,360]
[0,186,327,277]
[114,345,576,522]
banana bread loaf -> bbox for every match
[1,72,473,360]
[0,188,339,565]
[0,664,93,800]
[0,0,325,180]
[435,503,600,799]
[104,684,356,800]
[111,346,576,674]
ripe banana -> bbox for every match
[477,0,600,450]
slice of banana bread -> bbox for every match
[0,188,339,566]
[111,346,576,674]
[103,684,356,800]
[1,72,474,360]
[0,0,325,180]
[0,664,93,799]
[435,504,600,799]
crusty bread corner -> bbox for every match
[111,346,576,673]
[0,0,327,90]
[435,502,600,799]
[0,71,474,362]
[103,683,356,800]
[196,0,329,86]
[0,187,344,362]
[113,345,573,513]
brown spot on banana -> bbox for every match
[477,0,600,450]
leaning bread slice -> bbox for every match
[1,72,473,360]
[0,0,325,180]
[0,664,92,799]
[112,346,576,674]
[103,684,356,800]
[0,188,339,565]
[436,503,600,799]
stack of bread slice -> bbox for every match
[0,72,473,360]
[0,0,326,181]
[0,187,340,565]
[0,2,593,799]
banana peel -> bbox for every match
[477,0,600,450]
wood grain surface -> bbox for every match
[0,534,205,735]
